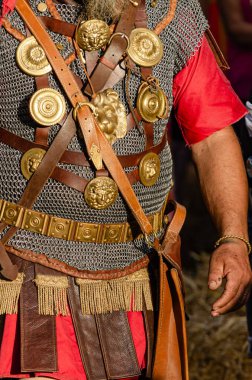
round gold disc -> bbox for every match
[84,177,118,210]
[76,19,111,51]
[139,152,161,187]
[29,88,66,126]
[137,82,169,123]
[37,2,48,12]
[21,148,46,180]
[127,28,163,67]
[16,36,52,76]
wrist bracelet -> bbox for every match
[214,235,251,254]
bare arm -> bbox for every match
[191,126,252,316]
[218,0,252,46]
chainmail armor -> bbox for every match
[0,0,208,271]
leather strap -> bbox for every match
[0,112,76,244]
[67,277,107,380]
[84,3,139,96]
[95,312,141,378]
[20,261,57,372]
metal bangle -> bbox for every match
[214,235,251,254]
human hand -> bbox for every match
[208,241,252,317]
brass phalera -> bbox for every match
[127,28,163,67]
[16,36,52,76]
[75,19,111,51]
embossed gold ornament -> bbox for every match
[21,148,46,180]
[139,152,161,187]
[29,88,66,126]
[92,89,127,144]
[84,177,118,210]
[16,36,52,76]
[137,81,168,123]
[127,28,163,67]
[76,19,111,51]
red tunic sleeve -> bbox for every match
[173,35,247,146]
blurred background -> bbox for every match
[172,1,252,378]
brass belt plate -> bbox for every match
[139,152,161,187]
[75,19,111,51]
[16,36,52,76]
[29,88,66,126]
[21,147,46,180]
[92,88,127,144]
[127,28,163,67]
[84,177,118,210]
[137,82,169,123]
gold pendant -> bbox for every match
[29,88,66,126]
[75,19,111,51]
[137,80,169,123]
[92,89,127,145]
[127,28,163,67]
[139,152,161,187]
[84,177,118,210]
[21,148,46,180]
[16,36,52,76]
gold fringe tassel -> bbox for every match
[0,273,24,314]
[34,275,69,316]
[76,268,153,315]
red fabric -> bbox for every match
[0,0,16,24]
[173,36,247,146]
[0,312,146,380]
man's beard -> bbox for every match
[85,0,129,22]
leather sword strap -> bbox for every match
[15,0,154,237]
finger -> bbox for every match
[212,275,240,310]
[212,285,250,316]
[208,259,224,290]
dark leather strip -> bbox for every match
[6,245,150,280]
[67,277,107,380]
[20,261,57,372]
[40,16,75,37]
[143,307,155,379]
[0,126,167,167]
[96,311,141,379]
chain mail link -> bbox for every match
[0,0,208,270]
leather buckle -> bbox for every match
[0,201,24,227]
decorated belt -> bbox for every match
[0,198,169,244]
